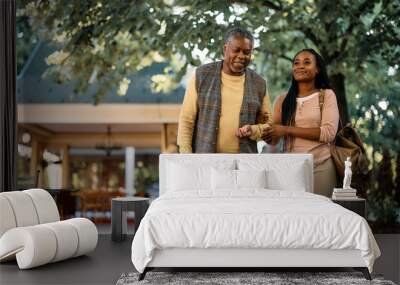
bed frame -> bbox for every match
[140,248,370,280]
[138,154,371,280]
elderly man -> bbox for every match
[177,27,272,153]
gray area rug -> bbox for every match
[116,271,395,285]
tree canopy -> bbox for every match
[18,0,400,225]
[20,0,399,117]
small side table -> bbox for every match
[111,197,150,242]
[332,197,366,218]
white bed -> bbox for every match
[131,154,380,280]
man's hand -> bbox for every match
[236,125,252,138]
[262,124,287,144]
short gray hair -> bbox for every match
[224,27,254,46]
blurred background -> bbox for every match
[15,0,399,229]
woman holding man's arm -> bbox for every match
[238,49,339,197]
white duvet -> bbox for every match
[131,190,380,273]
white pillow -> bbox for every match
[167,160,236,192]
[266,166,306,191]
[238,159,308,191]
[167,162,209,191]
[211,169,267,190]
[236,169,267,189]
[211,168,236,190]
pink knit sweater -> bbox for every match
[273,89,339,166]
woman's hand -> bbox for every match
[257,112,269,124]
[262,112,269,124]
[236,125,252,138]
[262,124,287,144]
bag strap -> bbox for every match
[319,89,339,145]
[318,89,325,115]
[319,89,344,130]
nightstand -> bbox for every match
[111,197,150,242]
[332,197,366,218]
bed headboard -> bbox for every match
[159,154,313,196]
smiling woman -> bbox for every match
[264,49,340,197]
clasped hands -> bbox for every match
[236,112,286,144]
[262,124,286,144]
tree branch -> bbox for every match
[230,0,282,11]
[301,27,321,47]
[260,0,282,11]
[345,0,373,35]
[329,0,374,62]
[280,54,292,62]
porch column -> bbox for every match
[125,147,135,196]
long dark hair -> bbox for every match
[281,49,331,126]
